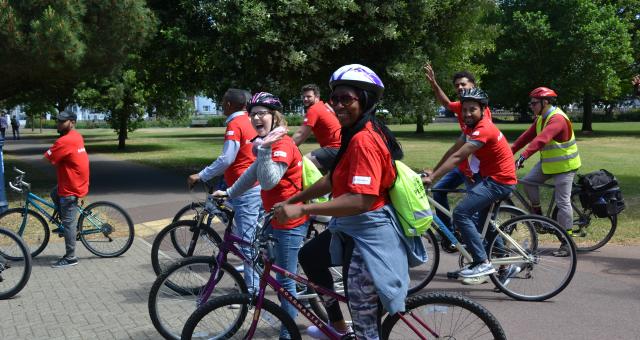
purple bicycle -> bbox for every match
[180,208,507,339]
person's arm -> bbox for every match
[291,125,312,146]
[276,192,377,223]
[510,122,537,154]
[279,174,333,205]
[430,142,480,181]
[225,162,259,198]
[423,63,452,108]
[431,135,466,173]
[188,140,240,187]
[519,115,568,159]
[255,145,288,190]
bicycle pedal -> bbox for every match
[447,271,460,279]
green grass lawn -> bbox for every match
[12,121,640,243]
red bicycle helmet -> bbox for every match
[529,87,558,98]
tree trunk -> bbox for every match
[415,113,424,134]
[581,93,593,132]
[117,111,127,150]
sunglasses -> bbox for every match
[329,94,359,107]
[249,110,271,118]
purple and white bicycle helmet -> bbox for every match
[329,64,384,100]
[247,92,283,112]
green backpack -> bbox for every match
[389,160,433,237]
[302,156,329,203]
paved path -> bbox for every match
[2,132,640,339]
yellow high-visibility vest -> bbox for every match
[535,107,581,174]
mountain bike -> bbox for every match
[506,177,618,251]
[1,168,135,258]
[180,211,507,340]
[422,188,577,301]
[0,227,32,299]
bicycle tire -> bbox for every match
[0,208,49,258]
[380,291,506,340]
[407,229,439,295]
[148,256,246,340]
[77,201,134,257]
[172,202,216,227]
[551,193,617,252]
[0,228,33,299]
[488,215,576,301]
[150,220,223,275]
[181,293,301,340]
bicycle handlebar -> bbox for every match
[9,168,30,193]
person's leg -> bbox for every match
[298,230,347,328]
[432,168,466,229]
[1,128,5,139]
[272,222,309,339]
[522,162,551,214]
[347,246,380,340]
[12,127,16,140]
[229,186,262,294]
[51,195,79,268]
[307,147,339,173]
[553,171,576,231]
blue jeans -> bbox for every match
[50,186,78,259]
[229,185,262,294]
[267,221,309,339]
[452,178,514,263]
[433,168,467,230]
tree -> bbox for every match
[0,0,156,108]
[483,0,634,130]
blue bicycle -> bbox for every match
[1,168,135,258]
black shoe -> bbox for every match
[51,257,78,268]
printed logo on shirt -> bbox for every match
[498,132,503,141]
[46,150,52,156]
[303,118,308,122]
[273,151,287,158]
[352,176,372,185]
[297,161,302,167]
[77,147,86,153]
[472,131,480,136]
[226,131,235,136]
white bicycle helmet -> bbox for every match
[329,64,384,100]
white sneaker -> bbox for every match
[306,324,353,340]
[459,262,496,278]
[461,275,489,285]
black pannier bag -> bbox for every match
[577,169,625,217]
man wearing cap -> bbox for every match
[44,111,89,268]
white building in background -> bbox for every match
[193,95,220,115]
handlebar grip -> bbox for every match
[266,238,277,263]
[8,181,22,193]
[13,167,25,175]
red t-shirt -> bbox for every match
[448,101,493,177]
[44,130,90,197]
[261,136,309,229]
[463,117,517,185]
[224,113,258,186]
[331,122,396,212]
[303,101,342,148]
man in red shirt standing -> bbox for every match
[45,111,89,268]
[291,84,342,171]
[423,88,516,284]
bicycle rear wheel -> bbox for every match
[181,293,301,340]
[150,220,223,275]
[148,256,246,340]
[0,208,49,258]
[552,194,617,251]
[0,228,32,299]
[488,215,576,301]
[381,292,506,340]
[78,201,134,257]
[407,229,439,295]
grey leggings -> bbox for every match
[522,162,576,230]
[347,246,380,340]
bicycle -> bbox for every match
[148,197,333,339]
[180,211,507,340]
[507,177,618,251]
[1,168,135,258]
[415,187,577,301]
[0,227,32,299]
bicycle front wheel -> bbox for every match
[77,201,134,257]
[0,228,33,299]
[489,215,576,301]
[381,292,506,340]
[0,208,49,258]
[552,194,617,251]
[407,229,439,295]
[150,220,222,275]
[148,256,246,340]
[181,293,301,340]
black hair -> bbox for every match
[301,84,321,97]
[329,87,403,175]
[224,88,249,110]
[452,71,476,85]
